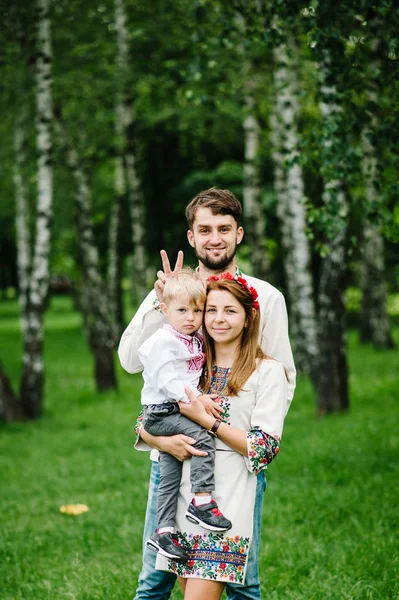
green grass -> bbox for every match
[1,297,398,600]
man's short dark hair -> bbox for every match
[185,188,242,230]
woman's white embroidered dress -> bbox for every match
[156,358,287,585]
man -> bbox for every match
[118,188,296,600]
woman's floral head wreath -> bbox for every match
[207,272,260,310]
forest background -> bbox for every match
[0,0,398,598]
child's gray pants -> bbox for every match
[143,401,216,529]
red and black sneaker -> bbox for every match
[145,531,188,563]
[185,499,232,532]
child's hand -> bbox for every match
[179,388,215,429]
[198,394,223,419]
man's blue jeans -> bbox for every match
[133,460,267,600]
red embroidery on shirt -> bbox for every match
[164,326,205,373]
[187,352,206,373]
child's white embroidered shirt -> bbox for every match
[138,324,205,405]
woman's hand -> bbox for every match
[179,387,215,430]
[156,434,209,462]
[198,393,223,419]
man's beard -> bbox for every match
[194,244,237,272]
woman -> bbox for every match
[156,272,288,600]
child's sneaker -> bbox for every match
[145,531,188,563]
[185,499,232,532]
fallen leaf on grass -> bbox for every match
[60,504,89,515]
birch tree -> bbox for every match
[235,10,268,280]
[106,0,131,339]
[359,32,394,348]
[243,91,269,280]
[271,31,318,377]
[115,0,147,304]
[56,117,118,392]
[18,0,53,418]
[360,221,393,348]
[315,48,349,414]
[107,199,124,340]
[1,0,53,421]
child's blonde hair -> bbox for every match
[163,268,206,306]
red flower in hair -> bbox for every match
[208,272,234,283]
[250,288,260,310]
[207,272,260,310]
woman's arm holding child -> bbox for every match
[179,389,248,456]
[180,360,287,471]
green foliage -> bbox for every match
[345,286,362,314]
[1,298,398,599]
[0,0,398,288]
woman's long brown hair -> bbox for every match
[200,278,266,395]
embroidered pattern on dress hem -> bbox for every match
[187,549,246,565]
[168,531,250,584]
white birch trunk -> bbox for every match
[107,0,129,337]
[107,197,124,339]
[112,0,127,330]
[57,120,117,391]
[359,35,394,349]
[20,0,53,418]
[14,118,31,320]
[272,37,318,377]
[360,150,393,348]
[243,93,268,279]
[235,11,268,280]
[115,0,147,304]
[316,50,349,413]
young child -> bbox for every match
[138,269,232,563]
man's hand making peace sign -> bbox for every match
[154,249,184,302]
